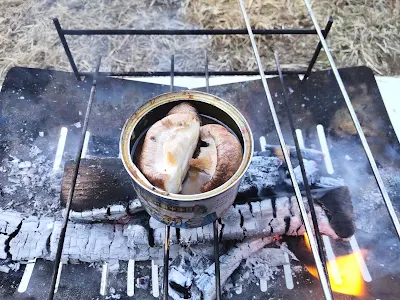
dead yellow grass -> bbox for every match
[184,0,400,75]
[0,0,399,85]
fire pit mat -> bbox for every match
[0,66,400,299]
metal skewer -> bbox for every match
[274,52,332,290]
[302,0,400,239]
[237,1,333,299]
[47,57,102,300]
[205,50,222,300]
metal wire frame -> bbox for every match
[52,17,333,82]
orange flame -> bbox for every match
[303,234,366,297]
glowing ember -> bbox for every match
[303,234,366,297]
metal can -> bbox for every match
[120,91,253,228]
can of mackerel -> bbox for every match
[120,91,253,228]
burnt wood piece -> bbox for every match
[236,155,283,203]
[60,158,136,211]
[316,186,355,239]
[284,235,315,266]
[257,145,325,164]
[151,190,355,246]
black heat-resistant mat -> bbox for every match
[0,66,399,300]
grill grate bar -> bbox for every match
[79,70,306,77]
[62,28,327,36]
[163,225,171,300]
[302,0,400,239]
[237,0,333,299]
[162,55,175,300]
[47,57,102,300]
[206,50,222,300]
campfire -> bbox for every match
[302,234,366,297]
[0,1,400,300]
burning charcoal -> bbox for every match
[124,224,149,247]
[46,221,152,262]
[9,216,54,261]
[316,186,355,238]
[284,236,315,266]
[220,206,243,241]
[0,235,8,260]
[236,182,258,202]
[292,159,320,185]
[179,227,200,245]
[260,145,325,163]
[168,255,193,300]
[109,226,129,261]
[237,156,282,201]
[153,189,353,246]
[0,211,24,235]
[0,265,10,273]
[150,218,179,245]
[18,161,32,169]
[195,237,274,300]
[316,176,345,188]
[136,276,150,289]
[128,199,143,215]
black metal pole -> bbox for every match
[274,52,332,295]
[163,226,171,300]
[205,51,209,92]
[162,55,174,300]
[205,50,222,300]
[213,221,222,300]
[78,70,305,77]
[303,18,333,80]
[47,57,101,300]
[170,55,174,92]
[62,28,326,36]
[53,18,81,81]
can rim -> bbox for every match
[120,90,254,201]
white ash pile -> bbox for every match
[0,188,353,263]
[0,145,62,216]
[0,210,24,260]
[164,237,287,300]
[67,199,143,223]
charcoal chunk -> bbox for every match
[316,186,355,238]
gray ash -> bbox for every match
[0,145,62,216]
[237,156,282,201]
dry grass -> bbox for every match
[0,0,399,85]
[184,0,400,75]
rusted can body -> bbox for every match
[120,91,253,228]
